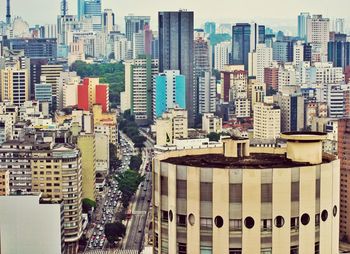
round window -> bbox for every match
[301,213,310,226]
[214,216,224,228]
[188,213,195,226]
[333,205,338,217]
[244,216,255,229]
[321,210,328,222]
[169,210,173,222]
[274,215,285,228]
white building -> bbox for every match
[248,43,273,83]
[293,41,304,66]
[306,15,330,56]
[0,194,64,254]
[214,41,231,71]
[312,62,344,84]
[202,113,222,134]
[133,32,145,59]
[58,71,80,109]
[253,101,281,140]
[95,132,110,173]
[114,37,131,62]
[198,72,216,114]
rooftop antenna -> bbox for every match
[61,0,68,17]
[6,0,11,25]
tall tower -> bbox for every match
[61,0,68,16]
[6,0,11,25]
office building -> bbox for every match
[124,15,150,42]
[153,133,339,253]
[214,41,231,71]
[328,39,350,70]
[220,65,247,103]
[155,70,186,118]
[103,9,115,34]
[232,23,265,70]
[278,92,305,132]
[202,113,222,134]
[114,36,132,62]
[121,56,158,125]
[155,108,188,146]
[204,22,216,35]
[198,71,216,114]
[35,83,53,111]
[41,64,63,110]
[31,144,83,253]
[77,78,109,113]
[78,0,102,31]
[29,58,49,99]
[248,43,273,83]
[1,66,29,106]
[158,11,195,126]
[264,67,279,93]
[144,24,153,56]
[306,15,330,56]
[298,12,311,40]
[335,18,345,34]
[77,134,97,202]
[3,38,57,60]
[0,194,64,254]
[133,31,145,59]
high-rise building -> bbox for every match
[133,32,145,59]
[41,64,63,110]
[298,12,311,40]
[264,67,279,93]
[121,56,158,125]
[144,24,153,56]
[248,43,273,83]
[201,113,222,134]
[338,119,350,240]
[124,15,150,42]
[0,194,64,254]
[328,38,350,70]
[220,65,247,103]
[204,21,216,35]
[58,71,80,110]
[154,70,186,118]
[214,41,231,71]
[335,18,345,33]
[153,134,340,253]
[35,82,53,111]
[29,58,49,99]
[306,15,330,56]
[77,78,109,113]
[31,144,83,253]
[232,23,265,70]
[103,9,115,34]
[198,71,216,114]
[158,11,195,127]
[253,101,281,140]
[155,108,188,146]
[78,0,102,31]
[1,66,29,106]
[278,91,305,132]
[77,134,97,202]
[0,170,9,196]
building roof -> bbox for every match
[162,153,335,169]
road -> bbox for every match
[124,139,153,252]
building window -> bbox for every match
[244,216,255,229]
[274,216,285,228]
[301,213,310,226]
[214,216,224,228]
[321,210,328,222]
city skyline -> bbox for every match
[3,0,350,33]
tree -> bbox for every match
[129,155,143,171]
[82,198,96,213]
[115,169,144,205]
[207,132,221,142]
[104,222,126,244]
[109,144,120,171]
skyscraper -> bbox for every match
[204,21,216,35]
[335,18,345,33]
[328,34,350,69]
[103,9,115,34]
[77,0,102,31]
[158,10,195,126]
[124,15,151,42]
[306,15,330,56]
[232,23,265,70]
[298,12,310,40]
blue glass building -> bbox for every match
[77,0,102,31]
[35,83,53,111]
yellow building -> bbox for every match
[253,101,281,140]
[93,104,117,145]
[155,108,188,146]
[31,144,83,254]
[153,133,339,254]
[1,65,29,106]
[77,134,97,202]
[0,170,10,196]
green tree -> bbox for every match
[82,198,96,213]
[115,169,144,205]
[207,132,221,142]
[129,155,143,171]
[104,222,126,244]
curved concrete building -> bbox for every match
[152,133,339,254]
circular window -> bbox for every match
[333,205,338,217]
[244,216,255,229]
[214,216,224,228]
[301,213,310,226]
[188,213,195,226]
[274,216,285,228]
[321,210,328,222]
[169,210,173,222]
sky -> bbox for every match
[4,0,350,33]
